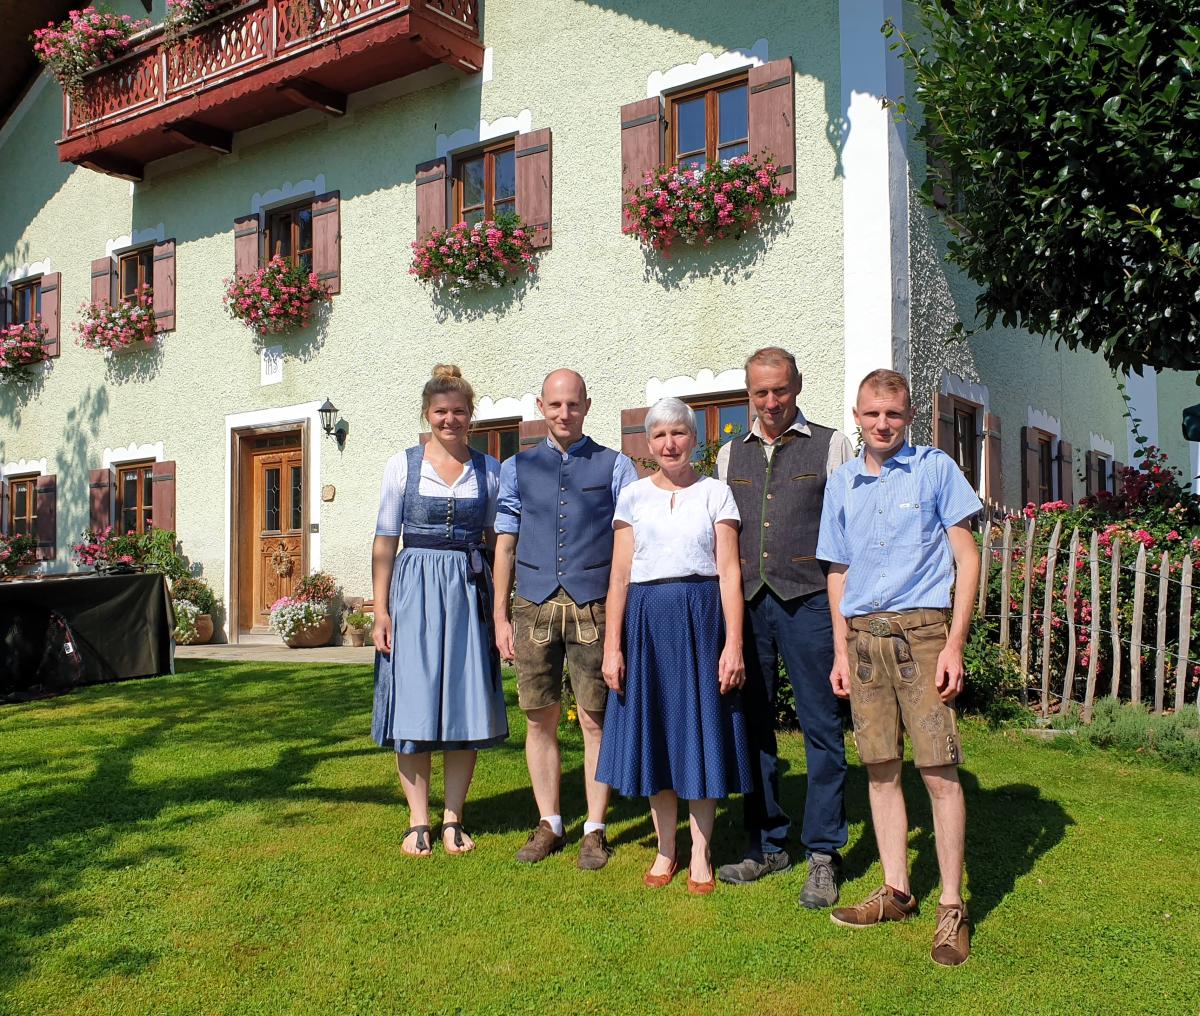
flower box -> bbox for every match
[0,321,51,385]
[223,257,330,337]
[410,212,537,294]
[77,285,157,352]
[32,6,151,102]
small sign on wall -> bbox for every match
[261,345,283,386]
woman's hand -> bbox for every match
[718,642,745,694]
[372,612,392,654]
[602,646,625,693]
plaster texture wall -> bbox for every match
[0,1,845,627]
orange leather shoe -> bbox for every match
[687,874,716,896]
[643,856,679,888]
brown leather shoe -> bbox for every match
[931,904,970,965]
[577,829,613,870]
[642,856,679,888]
[687,875,716,896]
[830,885,918,927]
[515,820,566,864]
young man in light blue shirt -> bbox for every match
[816,369,981,966]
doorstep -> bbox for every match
[176,644,375,664]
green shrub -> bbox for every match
[1049,698,1200,773]
[172,576,217,615]
[960,624,1031,726]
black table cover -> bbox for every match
[0,573,174,694]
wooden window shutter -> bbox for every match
[518,419,549,449]
[515,129,553,249]
[91,256,114,306]
[1112,460,1125,495]
[1020,427,1039,505]
[621,407,653,477]
[312,192,341,294]
[415,157,449,240]
[89,467,115,532]
[40,272,62,357]
[748,57,796,196]
[619,98,663,232]
[152,239,176,332]
[931,392,954,454]
[35,474,57,561]
[0,285,9,329]
[234,214,261,275]
[0,478,8,536]
[151,460,177,532]
[1056,440,1074,504]
[1084,451,1100,497]
[983,412,1002,505]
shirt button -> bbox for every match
[766,493,774,500]
[560,487,566,492]
[762,551,769,558]
[879,541,885,547]
[763,521,771,528]
[878,509,883,514]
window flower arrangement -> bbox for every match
[409,211,537,294]
[172,598,201,644]
[294,569,339,604]
[31,6,152,102]
[223,257,330,337]
[0,321,51,385]
[0,534,38,578]
[76,285,156,352]
[624,154,788,255]
[268,596,329,641]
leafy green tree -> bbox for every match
[887,1,1200,375]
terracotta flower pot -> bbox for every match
[285,613,333,649]
[346,627,367,647]
[195,613,214,644]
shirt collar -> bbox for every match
[850,441,914,484]
[545,434,590,456]
[742,409,812,443]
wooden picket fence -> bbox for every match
[974,503,1197,720]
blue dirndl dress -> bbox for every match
[371,446,508,753]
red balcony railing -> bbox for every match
[59,0,483,179]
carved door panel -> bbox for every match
[239,432,304,633]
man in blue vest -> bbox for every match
[493,369,639,869]
[715,347,854,908]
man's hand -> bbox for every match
[372,612,391,655]
[718,643,745,694]
[829,652,851,699]
[602,647,625,692]
[934,642,965,703]
[494,616,514,662]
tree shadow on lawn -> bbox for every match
[778,761,1073,930]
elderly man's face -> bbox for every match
[746,360,801,439]
[648,419,696,471]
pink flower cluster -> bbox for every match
[223,257,329,337]
[31,6,150,97]
[71,525,123,568]
[625,153,788,254]
[0,533,38,577]
[165,0,228,24]
[0,321,50,384]
[410,212,537,293]
[76,284,156,351]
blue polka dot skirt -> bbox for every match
[597,577,753,800]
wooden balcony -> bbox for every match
[58,0,483,181]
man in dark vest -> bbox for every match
[715,346,853,908]
[493,369,638,869]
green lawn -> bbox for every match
[1,662,1197,1016]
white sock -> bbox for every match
[541,814,564,836]
[583,821,606,836]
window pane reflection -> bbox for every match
[265,468,280,531]
[493,149,516,202]
[291,466,302,531]
[718,85,748,145]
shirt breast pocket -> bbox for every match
[898,500,940,547]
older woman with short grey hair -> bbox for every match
[596,397,752,894]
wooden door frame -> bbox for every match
[229,420,309,642]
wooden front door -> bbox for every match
[239,432,305,632]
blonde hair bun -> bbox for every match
[432,363,462,380]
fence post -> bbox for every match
[1019,518,1037,703]
[977,520,991,617]
[1153,550,1169,715]
[1176,555,1193,714]
[1000,519,1013,648]
[1083,529,1100,722]
[1040,519,1063,717]
[1109,538,1122,699]
[1060,529,1080,706]
[1130,542,1147,706]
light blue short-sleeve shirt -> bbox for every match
[816,443,982,617]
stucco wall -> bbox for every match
[0,1,845,625]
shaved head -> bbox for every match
[538,368,591,449]
[541,368,588,400]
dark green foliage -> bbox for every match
[170,576,216,615]
[960,624,1032,726]
[888,1,1200,373]
[1050,698,1200,772]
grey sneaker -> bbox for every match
[717,850,793,885]
[798,852,840,909]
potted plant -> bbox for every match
[31,5,151,103]
[409,211,537,295]
[270,569,339,647]
[171,575,218,644]
[172,598,202,645]
[343,609,373,647]
[76,285,157,352]
[0,533,37,579]
[1,321,51,385]
[223,257,330,338]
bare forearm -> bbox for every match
[492,534,516,621]
[826,566,849,658]
[948,557,979,649]
[372,535,399,611]
[718,566,743,650]
[604,575,629,652]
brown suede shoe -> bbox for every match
[931,904,970,966]
[830,885,918,928]
[515,820,566,864]
[577,829,613,870]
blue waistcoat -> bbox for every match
[514,437,618,605]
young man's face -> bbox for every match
[853,385,914,456]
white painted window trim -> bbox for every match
[250,175,327,216]
[436,110,533,160]
[1027,407,1062,500]
[104,442,165,468]
[2,458,48,478]
[646,367,747,405]
[940,370,989,498]
[646,39,768,98]
[474,393,540,423]
[106,224,165,258]
[223,402,323,640]
[1,259,53,288]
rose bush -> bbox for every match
[409,212,536,294]
[76,285,156,351]
[0,322,51,384]
[223,257,329,337]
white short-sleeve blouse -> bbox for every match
[612,475,740,582]
[375,450,502,536]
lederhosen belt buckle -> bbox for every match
[867,617,893,637]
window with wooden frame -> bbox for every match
[454,141,516,228]
[116,461,155,535]
[1036,431,1055,504]
[265,202,314,272]
[468,419,520,462]
[668,74,749,172]
[7,475,37,537]
[12,278,41,324]
[684,393,751,450]
[951,403,980,491]
[117,247,154,303]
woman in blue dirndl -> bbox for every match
[597,397,753,894]
[371,365,508,857]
